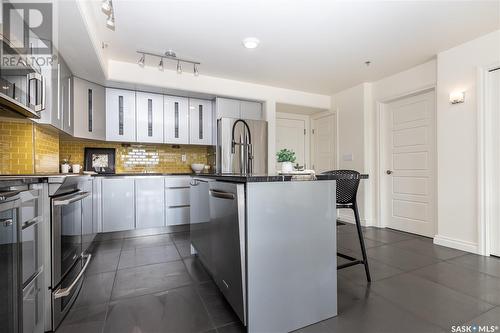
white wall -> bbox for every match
[331,83,372,223]
[434,29,500,253]
[106,60,331,172]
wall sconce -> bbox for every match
[450,91,465,105]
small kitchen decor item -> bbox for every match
[277,148,296,173]
[191,163,205,174]
[61,157,70,173]
[72,164,81,173]
[84,148,116,174]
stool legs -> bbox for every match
[353,203,371,282]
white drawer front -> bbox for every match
[166,188,190,207]
[166,206,190,225]
[165,177,191,188]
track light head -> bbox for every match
[138,54,145,67]
[106,14,115,29]
[158,58,164,71]
[102,0,111,13]
[176,61,182,74]
[193,64,199,76]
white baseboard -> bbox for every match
[337,212,374,227]
[433,235,479,254]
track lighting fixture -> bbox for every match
[136,50,200,76]
[101,0,115,30]
[138,53,145,67]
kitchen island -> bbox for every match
[190,174,344,332]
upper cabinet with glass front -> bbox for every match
[105,88,136,142]
[164,95,189,144]
[189,98,213,145]
[72,77,106,140]
[136,92,164,143]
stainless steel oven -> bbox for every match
[50,189,91,329]
[0,191,21,333]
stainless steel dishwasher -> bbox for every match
[191,180,247,325]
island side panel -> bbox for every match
[246,180,337,333]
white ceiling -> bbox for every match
[79,0,500,95]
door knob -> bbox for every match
[386,170,393,175]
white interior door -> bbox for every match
[383,90,436,237]
[312,114,336,173]
[276,118,306,170]
[490,68,500,256]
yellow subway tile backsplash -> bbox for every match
[59,136,212,174]
[0,119,60,174]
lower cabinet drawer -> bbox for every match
[166,187,190,206]
[166,206,190,226]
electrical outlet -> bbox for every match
[181,154,187,163]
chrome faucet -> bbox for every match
[231,119,253,174]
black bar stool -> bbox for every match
[321,169,371,282]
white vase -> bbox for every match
[281,161,294,173]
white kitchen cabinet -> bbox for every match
[240,100,263,120]
[165,176,191,226]
[135,177,165,229]
[216,98,240,119]
[136,92,164,143]
[72,77,106,140]
[36,62,62,130]
[101,178,135,232]
[215,97,263,120]
[106,88,136,142]
[189,98,213,145]
[60,57,74,135]
[164,96,189,144]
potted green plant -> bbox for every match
[276,149,296,173]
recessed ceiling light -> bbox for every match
[242,37,260,49]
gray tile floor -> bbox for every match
[56,224,500,333]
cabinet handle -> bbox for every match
[57,63,61,120]
[88,88,93,132]
[118,95,124,135]
[148,98,153,137]
[209,189,235,200]
[174,102,179,139]
[54,253,92,299]
[198,104,203,140]
[68,77,71,126]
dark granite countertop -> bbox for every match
[90,173,195,177]
[194,173,369,183]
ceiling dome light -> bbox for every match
[138,53,145,67]
[176,61,182,74]
[242,37,260,49]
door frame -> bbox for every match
[376,86,437,232]
[477,62,500,256]
[276,112,311,169]
[311,110,338,171]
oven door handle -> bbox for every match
[53,192,90,206]
[53,253,92,299]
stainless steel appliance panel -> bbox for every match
[22,270,43,333]
[0,196,21,333]
[217,118,267,174]
[189,178,212,269]
[79,179,94,254]
[20,189,43,286]
[208,181,246,324]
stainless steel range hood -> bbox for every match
[0,92,41,119]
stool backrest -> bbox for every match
[321,170,360,204]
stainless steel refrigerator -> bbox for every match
[217,118,268,174]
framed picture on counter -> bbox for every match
[84,148,116,174]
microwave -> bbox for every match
[0,39,45,119]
